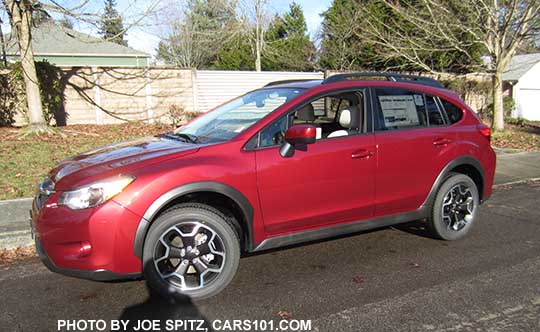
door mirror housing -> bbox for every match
[280,124,317,158]
[284,124,317,145]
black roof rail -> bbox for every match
[264,79,317,87]
[322,72,445,88]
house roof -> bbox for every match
[503,53,540,81]
[5,22,149,58]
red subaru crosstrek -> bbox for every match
[32,73,496,299]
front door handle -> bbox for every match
[433,138,452,146]
[351,149,374,159]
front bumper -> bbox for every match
[35,237,140,281]
[31,194,144,280]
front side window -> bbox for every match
[257,90,364,148]
[259,113,292,148]
[174,88,304,143]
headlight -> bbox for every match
[58,176,135,210]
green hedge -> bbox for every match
[0,61,64,126]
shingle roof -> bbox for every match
[5,22,149,58]
[502,53,540,81]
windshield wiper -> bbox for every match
[161,132,198,143]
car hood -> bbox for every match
[50,135,200,190]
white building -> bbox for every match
[503,53,540,121]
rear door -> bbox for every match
[371,87,456,216]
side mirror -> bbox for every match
[280,124,317,158]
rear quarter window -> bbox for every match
[440,99,463,124]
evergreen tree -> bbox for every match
[32,8,52,25]
[318,0,363,70]
[318,0,483,73]
[58,16,74,30]
[213,37,255,70]
[262,2,315,71]
[99,0,127,46]
[157,0,237,68]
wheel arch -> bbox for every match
[422,156,485,209]
[133,181,254,259]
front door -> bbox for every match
[254,90,377,236]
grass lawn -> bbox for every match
[491,121,540,152]
[0,120,539,201]
[0,123,173,200]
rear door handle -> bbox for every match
[351,149,374,159]
[433,138,452,146]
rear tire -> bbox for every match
[143,203,240,300]
[428,173,479,240]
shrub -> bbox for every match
[36,61,64,125]
[503,96,515,120]
[167,104,199,127]
[0,61,64,127]
[0,71,24,126]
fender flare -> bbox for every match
[421,155,485,209]
[133,181,254,258]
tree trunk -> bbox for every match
[255,16,261,71]
[8,0,46,130]
[255,40,261,72]
[0,20,7,66]
[254,0,262,72]
[492,70,504,131]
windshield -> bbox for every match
[173,88,305,143]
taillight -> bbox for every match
[477,124,491,142]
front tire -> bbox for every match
[143,203,240,300]
[428,173,479,240]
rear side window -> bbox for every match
[440,99,463,124]
[374,88,427,131]
[426,95,446,126]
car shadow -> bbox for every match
[118,272,212,332]
[392,220,435,239]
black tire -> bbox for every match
[143,203,240,300]
[428,173,479,240]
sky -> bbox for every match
[123,0,333,56]
[1,0,333,57]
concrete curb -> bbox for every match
[493,177,540,188]
[0,230,33,249]
[0,198,33,250]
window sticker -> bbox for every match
[378,95,420,127]
[414,94,424,106]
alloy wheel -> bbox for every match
[441,183,475,232]
[153,221,226,291]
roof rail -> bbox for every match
[322,72,445,88]
[264,79,316,87]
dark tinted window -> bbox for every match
[441,99,463,124]
[259,114,291,148]
[374,88,427,131]
[426,95,446,126]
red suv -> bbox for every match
[32,73,496,299]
